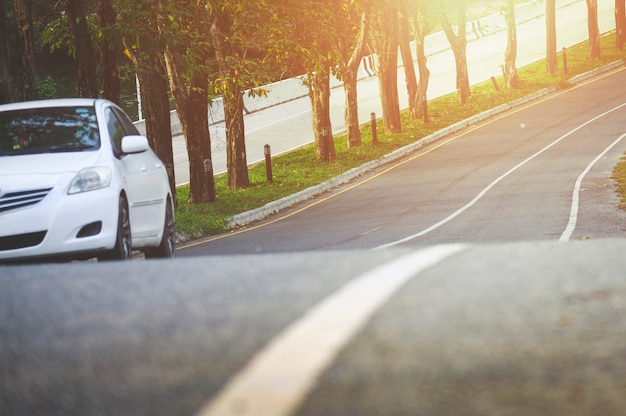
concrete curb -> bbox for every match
[225,60,626,230]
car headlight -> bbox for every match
[68,167,112,194]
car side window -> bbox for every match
[112,108,141,136]
[103,108,125,158]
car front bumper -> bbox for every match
[0,185,120,262]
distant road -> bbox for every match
[177,66,626,256]
[172,0,615,185]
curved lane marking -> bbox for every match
[377,102,626,249]
[195,244,466,416]
[559,131,626,242]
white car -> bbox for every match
[0,98,175,262]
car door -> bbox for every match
[103,107,164,239]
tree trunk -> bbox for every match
[0,0,18,103]
[439,0,470,105]
[338,10,368,148]
[586,0,601,59]
[13,0,37,101]
[546,0,558,75]
[374,4,402,133]
[210,14,249,190]
[96,0,120,103]
[343,71,361,148]
[616,0,626,49]
[399,10,417,111]
[377,43,402,133]
[224,89,249,189]
[135,49,176,201]
[183,91,213,203]
[65,0,98,98]
[504,0,519,89]
[308,68,335,162]
[412,38,430,121]
[164,49,215,203]
[409,3,431,121]
[120,1,176,201]
[178,79,214,203]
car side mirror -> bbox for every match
[121,135,150,154]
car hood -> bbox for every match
[0,152,104,191]
[0,152,102,175]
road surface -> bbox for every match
[178,66,626,256]
[3,64,626,416]
[2,240,626,415]
[2,1,626,415]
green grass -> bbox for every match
[175,32,626,241]
[613,156,626,210]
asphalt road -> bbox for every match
[178,67,626,256]
[2,66,626,416]
[3,1,626,411]
[2,241,626,415]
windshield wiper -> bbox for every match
[46,144,97,153]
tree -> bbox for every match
[0,0,18,103]
[333,1,370,148]
[95,0,120,102]
[166,64,213,204]
[119,0,177,200]
[209,6,249,190]
[407,0,436,121]
[586,0,601,59]
[160,0,215,203]
[616,0,626,49]
[208,0,280,189]
[503,0,518,88]
[13,0,37,101]
[439,0,470,105]
[308,65,335,161]
[403,0,434,122]
[371,0,402,133]
[64,0,98,97]
[546,0,558,75]
[281,0,336,161]
[398,1,417,115]
[132,45,177,199]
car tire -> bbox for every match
[98,196,132,261]
[145,198,175,259]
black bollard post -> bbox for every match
[203,159,216,202]
[562,47,568,75]
[264,144,273,183]
[490,76,500,91]
[370,112,378,146]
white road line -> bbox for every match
[559,131,626,242]
[195,244,466,416]
[377,102,626,250]
[246,109,311,134]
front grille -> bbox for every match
[0,188,52,213]
[0,231,47,251]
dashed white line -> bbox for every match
[195,244,466,416]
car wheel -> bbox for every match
[98,196,132,261]
[145,198,175,259]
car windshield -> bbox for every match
[0,106,100,156]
